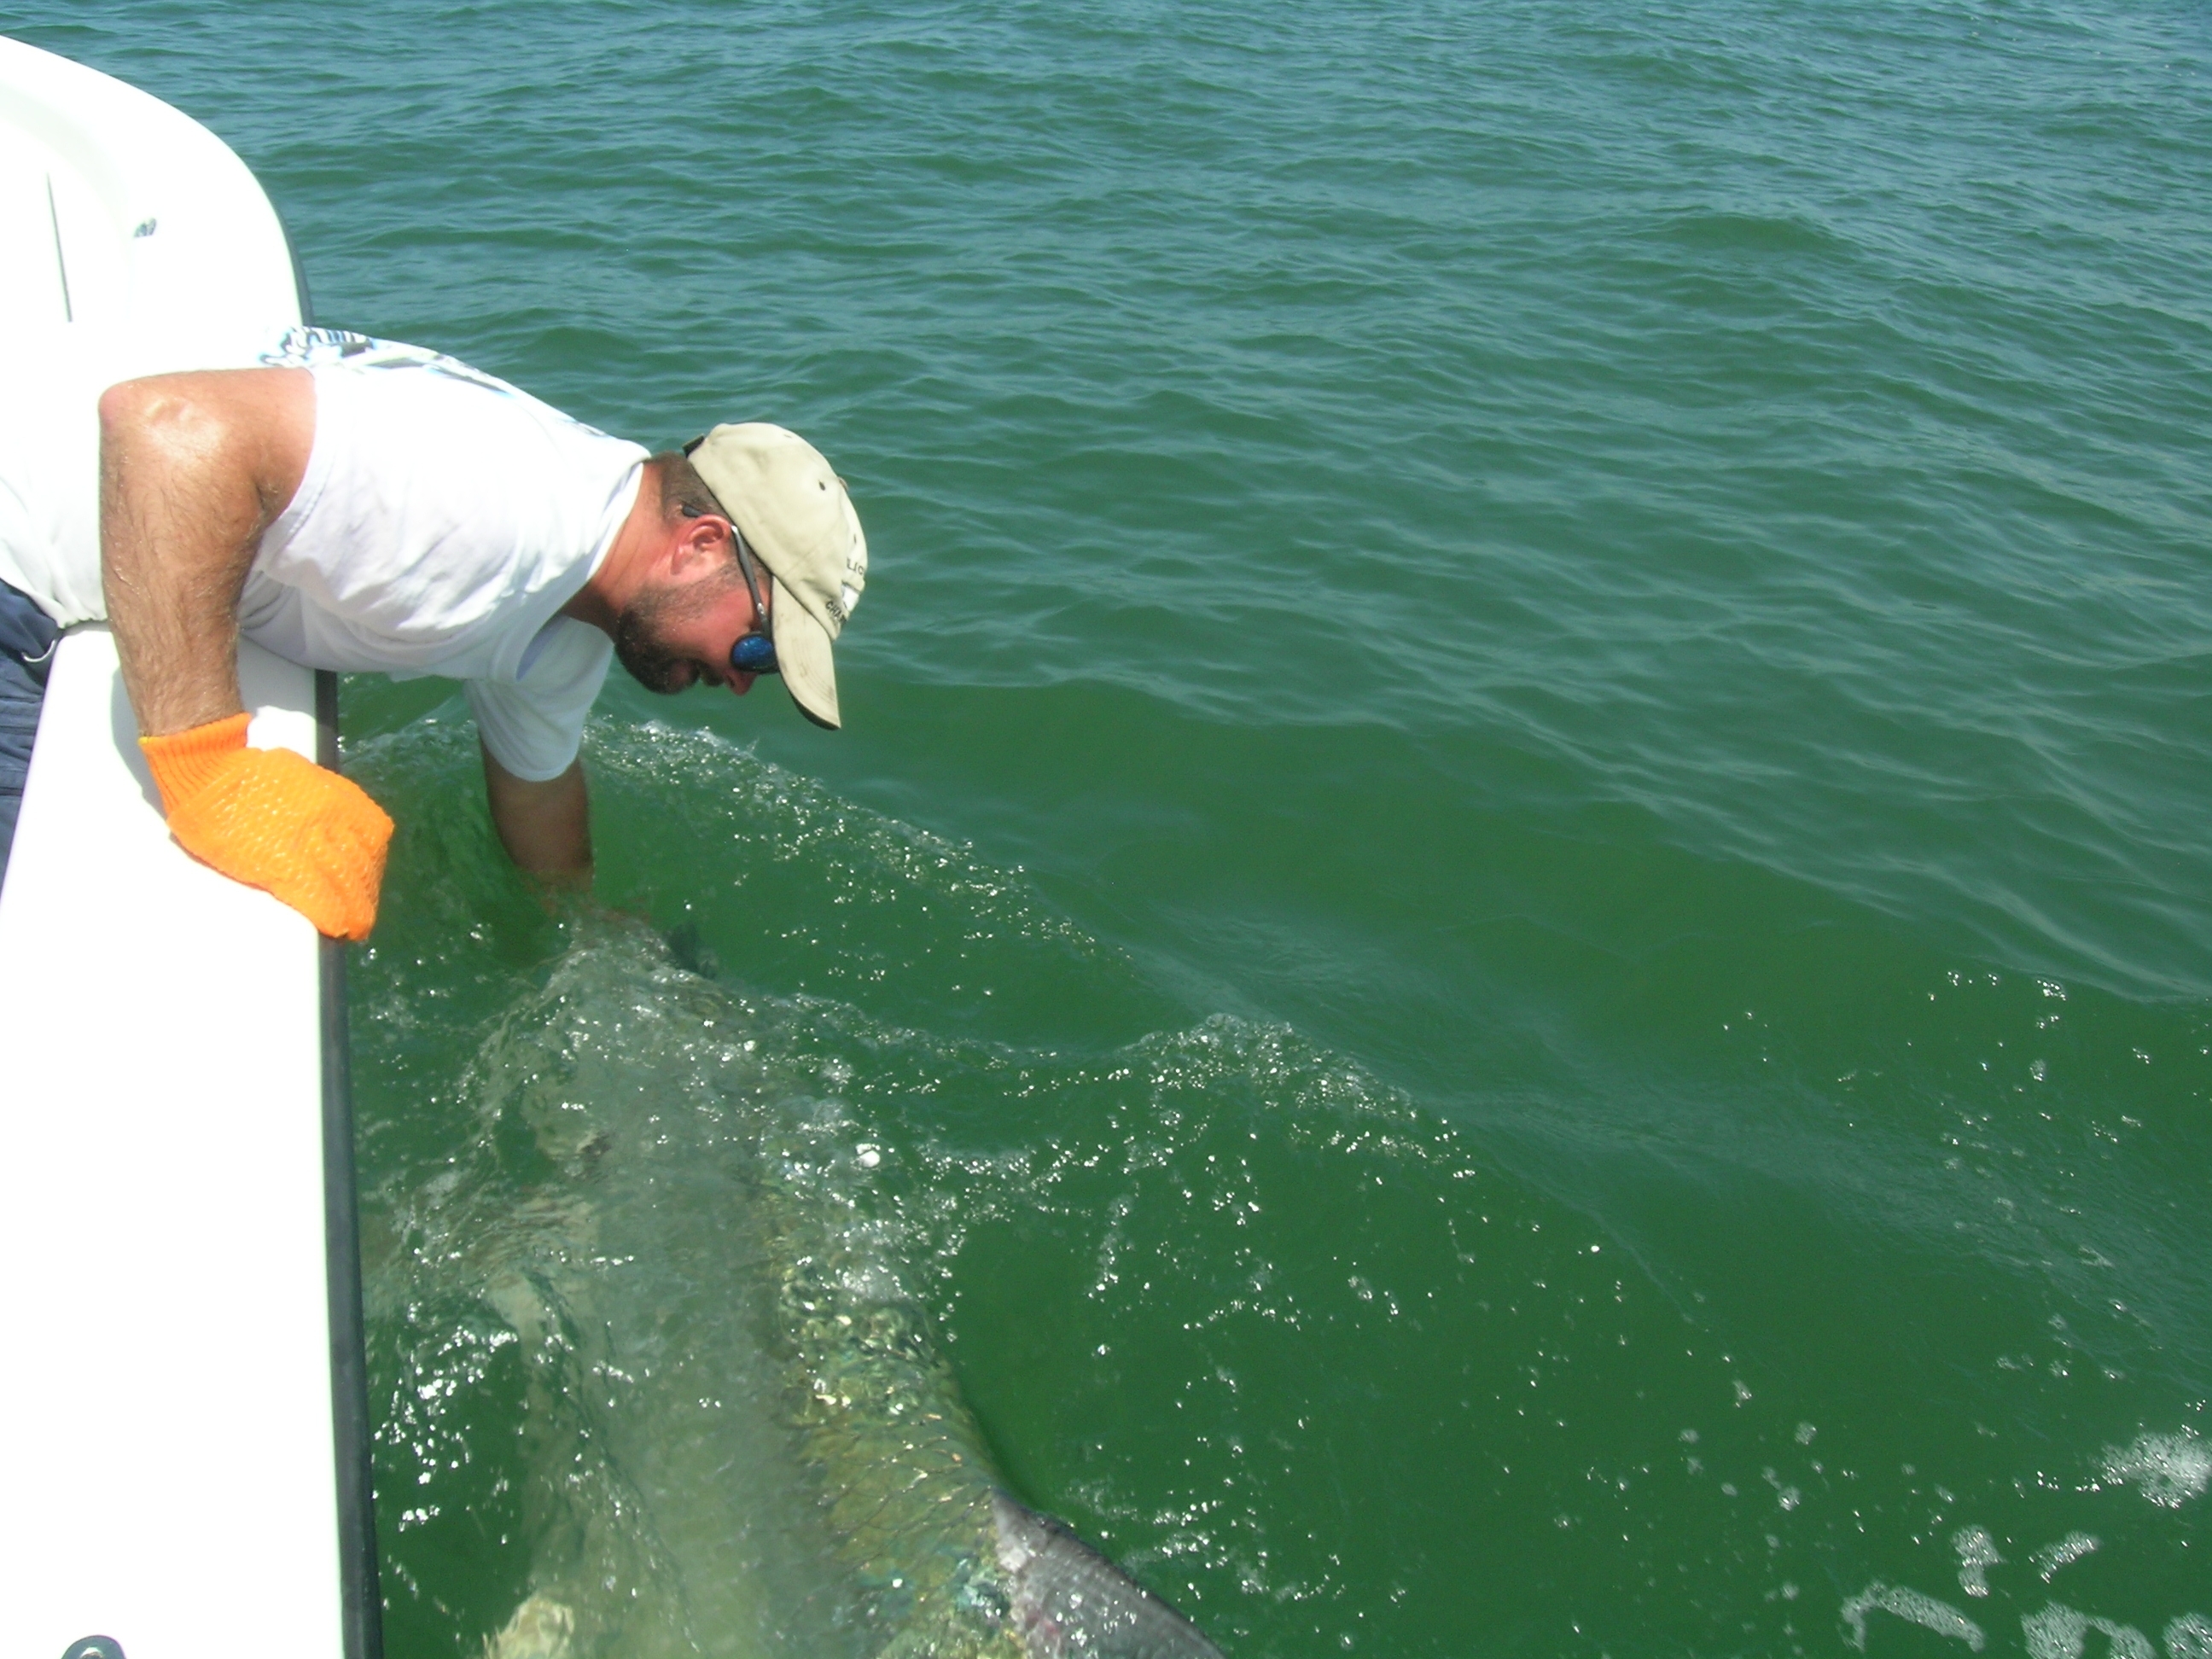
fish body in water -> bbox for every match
[446,926,1223,1659]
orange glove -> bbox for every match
[140,712,393,941]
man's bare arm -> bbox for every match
[100,368,315,736]
[482,745,594,885]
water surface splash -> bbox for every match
[380,920,1221,1657]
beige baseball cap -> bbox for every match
[685,422,868,730]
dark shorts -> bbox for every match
[0,579,61,885]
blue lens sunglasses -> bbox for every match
[726,532,778,677]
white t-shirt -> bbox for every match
[0,328,644,782]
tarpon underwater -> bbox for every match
[393,923,1225,1659]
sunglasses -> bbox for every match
[728,532,778,677]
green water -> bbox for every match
[10,1,2209,1653]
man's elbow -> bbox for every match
[98,369,314,525]
[99,375,210,452]
[95,377,143,437]
[97,378,242,531]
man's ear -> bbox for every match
[667,512,732,575]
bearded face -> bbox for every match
[610,559,748,694]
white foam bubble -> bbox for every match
[2028,1532,2098,1582]
[1952,1526,2002,1598]
[1842,1583,1985,1652]
[2023,1603,2153,1659]
[2164,1614,2212,1659]
[2097,1426,2210,1509]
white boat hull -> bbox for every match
[0,33,374,1659]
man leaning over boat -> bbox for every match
[0,328,868,936]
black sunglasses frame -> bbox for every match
[673,491,779,678]
[727,533,778,677]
